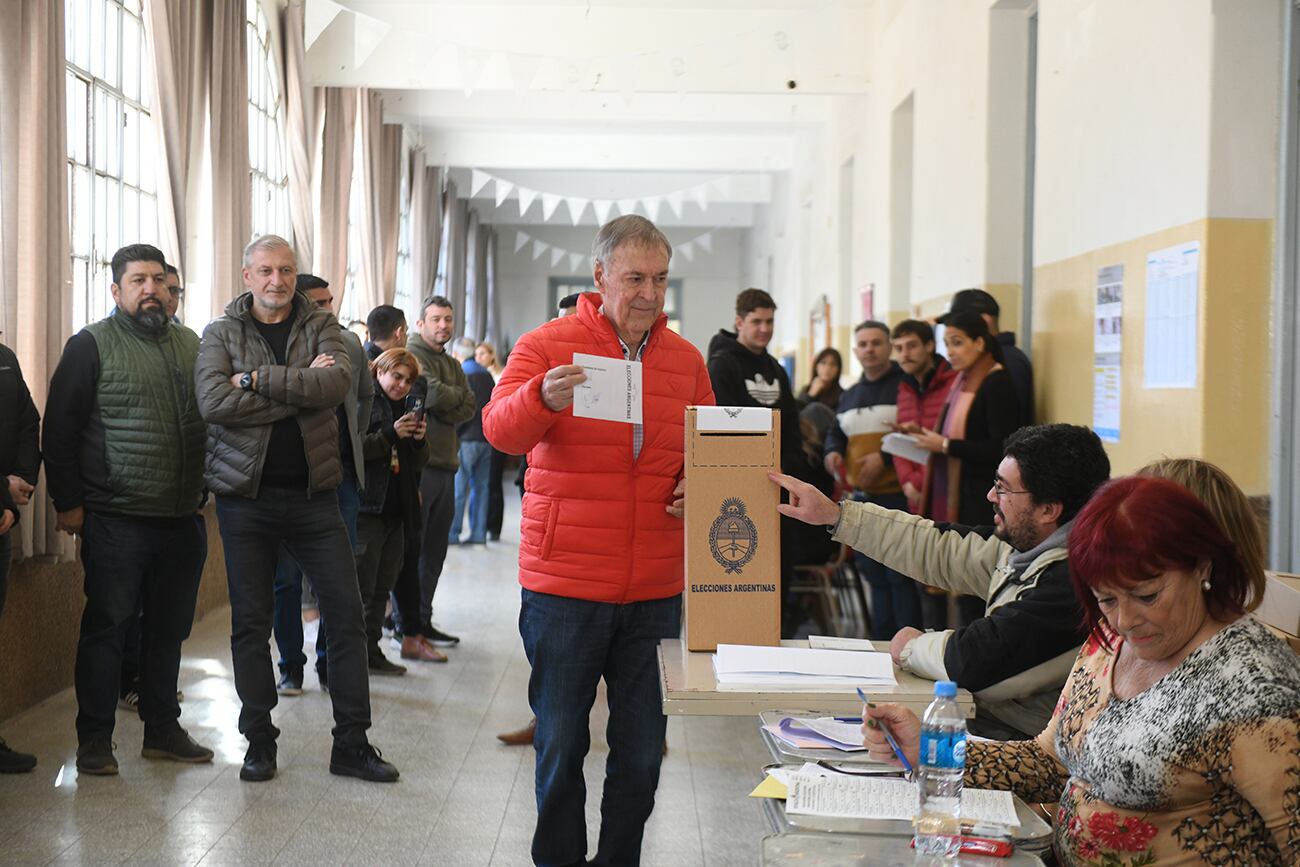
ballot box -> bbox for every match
[683,406,782,651]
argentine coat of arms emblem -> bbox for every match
[708,497,758,574]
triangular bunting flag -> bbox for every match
[494,179,515,208]
[514,230,529,254]
[642,196,662,222]
[541,193,562,221]
[569,252,584,272]
[689,184,709,211]
[678,242,695,261]
[517,187,538,217]
[470,169,492,197]
[305,0,346,53]
[616,199,638,216]
[666,191,685,219]
[505,52,544,99]
[352,8,391,68]
[697,231,713,253]
[566,197,589,226]
[708,175,734,198]
[532,239,548,260]
[459,46,489,98]
[592,199,614,225]
[550,247,566,267]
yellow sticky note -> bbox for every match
[748,774,789,799]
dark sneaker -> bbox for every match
[76,738,119,776]
[425,625,460,645]
[277,668,304,696]
[142,728,214,763]
[330,742,399,782]
[368,653,407,676]
[240,740,277,782]
[117,689,139,713]
[0,738,36,773]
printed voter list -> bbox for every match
[572,352,643,424]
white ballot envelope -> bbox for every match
[572,352,643,424]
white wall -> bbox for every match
[493,224,745,359]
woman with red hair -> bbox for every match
[861,475,1300,864]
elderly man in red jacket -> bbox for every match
[484,215,714,867]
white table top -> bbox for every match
[657,639,975,718]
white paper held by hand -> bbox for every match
[572,352,643,425]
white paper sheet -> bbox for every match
[572,352,642,424]
[694,406,772,432]
[807,635,877,652]
[800,718,870,749]
[786,773,1019,827]
[712,644,897,688]
[881,433,930,465]
[1143,242,1199,389]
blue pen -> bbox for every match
[857,686,915,780]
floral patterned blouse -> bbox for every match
[966,616,1300,866]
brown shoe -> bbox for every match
[497,718,536,746]
[400,635,447,662]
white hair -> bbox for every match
[591,215,671,266]
[242,234,295,268]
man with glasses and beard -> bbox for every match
[44,244,212,776]
[771,423,1110,740]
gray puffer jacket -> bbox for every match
[196,291,351,497]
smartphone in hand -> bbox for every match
[406,395,424,417]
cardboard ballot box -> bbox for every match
[683,406,781,651]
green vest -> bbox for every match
[84,314,206,517]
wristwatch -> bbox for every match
[239,371,254,391]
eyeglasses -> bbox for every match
[991,477,1031,498]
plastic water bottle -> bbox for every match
[915,680,966,857]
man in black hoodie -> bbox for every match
[706,288,807,635]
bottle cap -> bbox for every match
[934,680,957,698]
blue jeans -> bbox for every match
[855,491,923,640]
[450,440,491,543]
[520,588,682,867]
[75,512,207,741]
[272,469,360,672]
[215,487,371,746]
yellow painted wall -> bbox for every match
[1032,218,1271,492]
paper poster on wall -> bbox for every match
[1093,264,1123,442]
[1143,242,1200,389]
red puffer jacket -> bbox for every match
[482,293,715,603]
[894,356,958,509]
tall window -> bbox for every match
[66,0,160,330]
[394,158,413,315]
[246,0,290,240]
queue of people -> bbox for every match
[1,216,1298,866]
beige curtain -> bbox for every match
[280,2,315,268]
[354,90,402,314]
[485,228,500,346]
[311,87,356,289]
[442,180,468,334]
[409,151,443,324]
[0,0,72,560]
[143,0,204,281]
[208,0,251,316]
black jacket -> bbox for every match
[358,378,429,520]
[997,333,1034,426]
[705,330,803,474]
[0,342,40,522]
[938,368,1021,525]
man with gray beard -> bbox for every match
[44,244,212,776]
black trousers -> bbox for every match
[393,467,455,637]
[215,489,371,746]
[487,448,505,537]
[75,512,206,741]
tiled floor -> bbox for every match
[0,493,769,865]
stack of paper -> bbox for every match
[771,717,868,751]
[712,644,897,691]
[785,773,1019,827]
[881,432,931,465]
